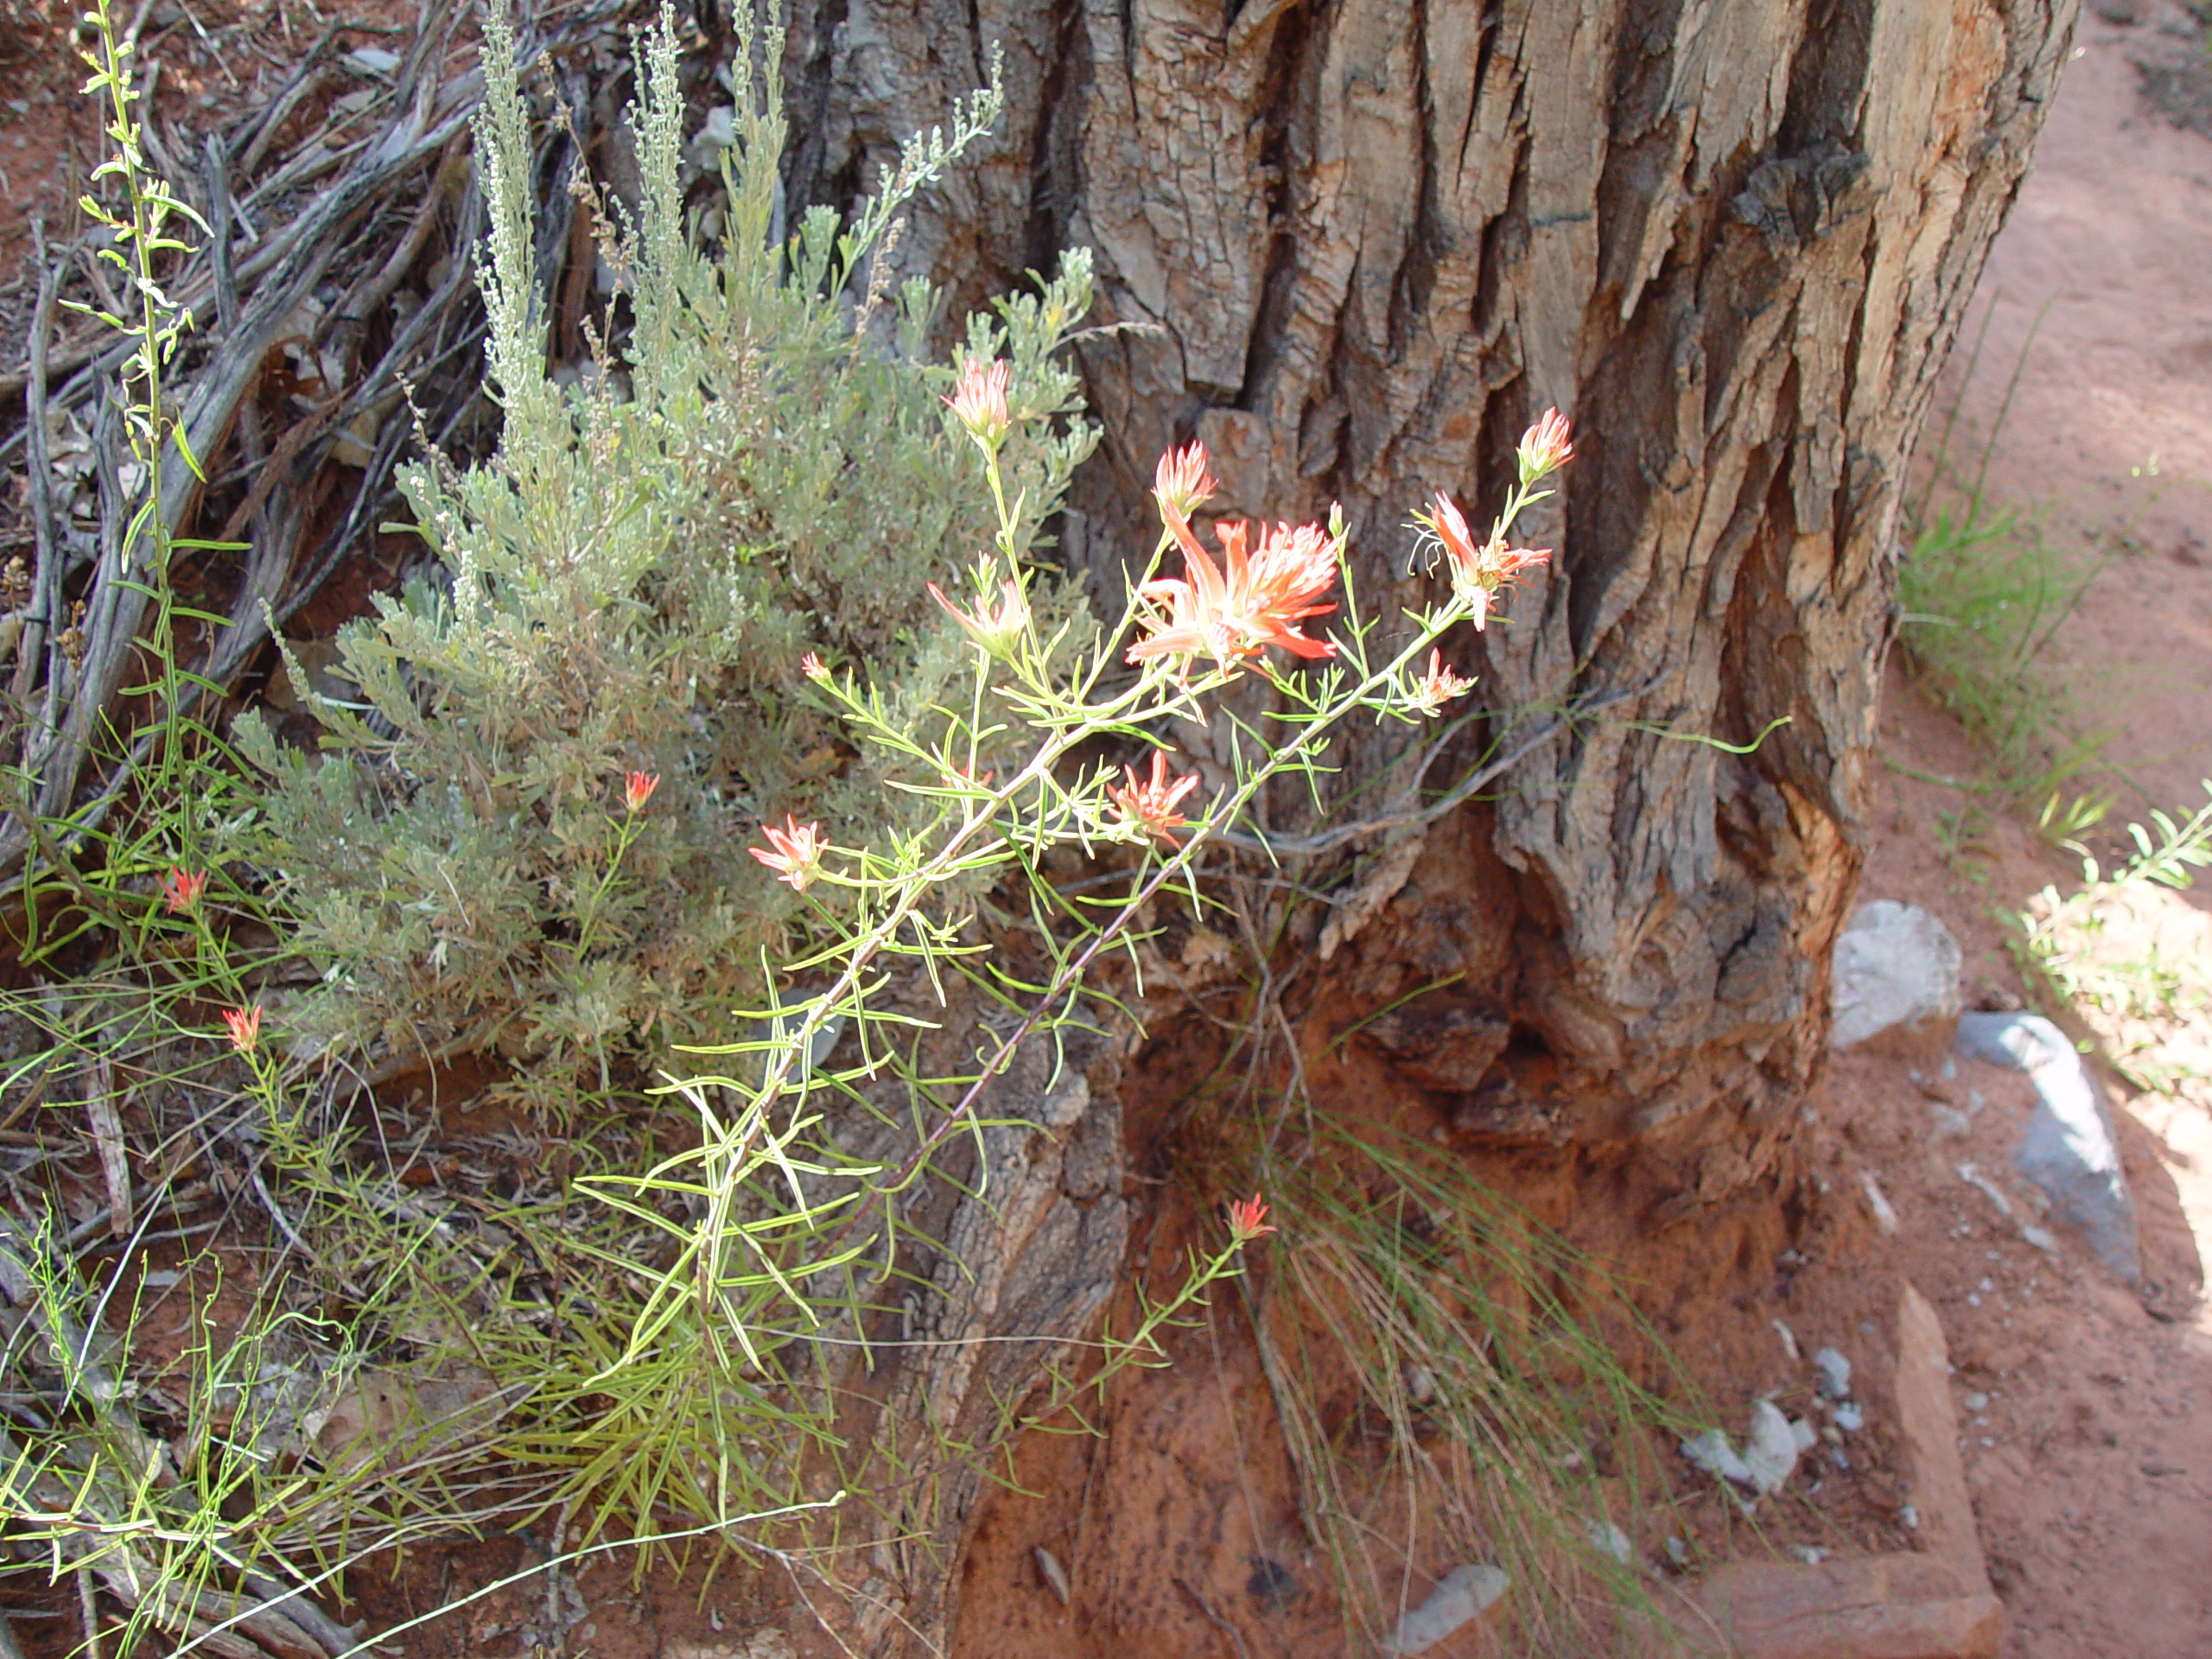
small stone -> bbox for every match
[1859,1171,1902,1235]
[1832,902,1962,1049]
[1379,1564,1510,1655]
[1955,1012,2139,1286]
[1792,1417,1818,1452]
[1834,1402,1864,1433]
[1961,1392,1989,1413]
[1773,1320,1802,1363]
[1814,1346,1853,1399]
[1958,1162,2014,1219]
[1682,1427,1754,1486]
[1666,1536,1690,1567]
[1789,1546,1830,1566]
[1744,1401,1800,1495]
[1033,1546,1070,1605]
[1586,1520,1632,1566]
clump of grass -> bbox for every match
[1897,307,2113,823]
[2014,783,2212,1104]
[1251,1120,1705,1655]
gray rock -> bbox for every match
[1831,902,1962,1049]
[1681,1427,1753,1486]
[1743,1400,1799,1495]
[1954,1012,2139,1286]
[1585,1520,1631,1566]
[1379,1564,1510,1655]
[1813,1345,1852,1399]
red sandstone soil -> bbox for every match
[3,3,2211,1656]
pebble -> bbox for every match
[1961,1392,1990,1412]
[1814,1346,1853,1399]
[1955,1010,2140,1286]
[1586,1521,1631,1566]
[1744,1401,1802,1494]
[1833,902,1961,1047]
[1380,1564,1510,1655]
[1834,1402,1864,1433]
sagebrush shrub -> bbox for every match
[237,6,1097,1108]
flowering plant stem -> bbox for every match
[624,403,1572,1370]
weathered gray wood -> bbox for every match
[780,0,2075,1154]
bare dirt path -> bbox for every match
[1838,2,2212,1652]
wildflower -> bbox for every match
[1128,497,1339,672]
[622,771,659,812]
[1107,750,1201,848]
[161,866,207,914]
[1516,407,1573,484]
[944,357,1011,448]
[751,814,826,893]
[1422,491,1550,630]
[1227,1194,1275,1241]
[1153,441,1218,518]
[221,1006,262,1054]
[800,651,829,682]
[1408,649,1474,716]
[927,570,1030,660]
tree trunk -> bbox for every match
[784,0,2070,1141]
[773,0,2075,1640]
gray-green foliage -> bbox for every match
[238,5,1098,1106]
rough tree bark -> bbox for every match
[785,0,2071,1141]
[771,0,2076,1642]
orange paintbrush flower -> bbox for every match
[1226,1194,1275,1241]
[1128,497,1339,673]
[1516,406,1573,483]
[1407,649,1474,716]
[161,866,207,914]
[751,814,827,893]
[928,571,1031,660]
[221,1006,262,1054]
[1106,750,1201,848]
[1422,491,1550,630]
[1153,441,1218,518]
[622,771,659,812]
[944,357,1011,446]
